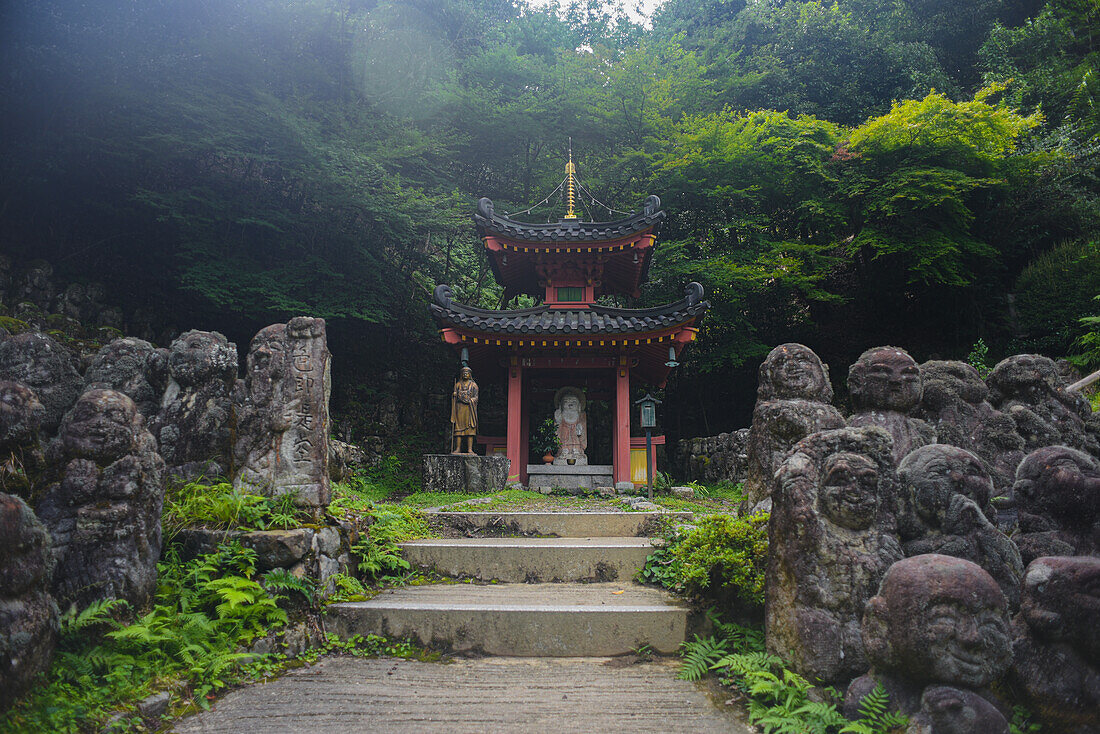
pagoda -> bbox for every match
[430,160,709,489]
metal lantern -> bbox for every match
[460,346,470,367]
[665,346,679,368]
[636,393,661,429]
[634,394,662,499]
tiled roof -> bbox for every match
[473,196,666,243]
[430,282,708,336]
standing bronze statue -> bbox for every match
[450,366,478,454]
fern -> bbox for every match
[60,598,129,638]
[677,634,730,681]
[840,682,909,733]
[263,568,317,604]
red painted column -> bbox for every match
[614,356,631,485]
[506,357,523,485]
[519,378,530,486]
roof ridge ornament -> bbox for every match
[685,281,704,306]
[477,197,494,221]
[434,284,454,308]
[644,195,661,216]
[564,141,578,220]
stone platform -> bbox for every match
[526,463,613,491]
[423,454,509,493]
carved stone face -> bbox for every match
[1021,556,1100,662]
[560,395,581,423]
[760,343,832,402]
[865,554,1010,688]
[849,347,921,413]
[818,451,880,530]
[0,381,44,446]
[1014,446,1100,522]
[61,389,137,462]
[920,361,988,411]
[988,354,1059,399]
[168,330,236,386]
[248,327,286,382]
[899,445,992,527]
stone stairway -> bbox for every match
[326,510,697,656]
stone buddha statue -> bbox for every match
[553,387,587,466]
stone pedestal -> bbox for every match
[527,464,614,492]
[423,454,510,493]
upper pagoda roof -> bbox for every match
[473,195,665,244]
[430,282,708,336]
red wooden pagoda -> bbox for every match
[430,173,708,489]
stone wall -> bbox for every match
[676,429,749,485]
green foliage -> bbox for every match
[162,480,310,540]
[678,633,732,681]
[967,338,993,377]
[325,573,369,604]
[534,417,561,457]
[261,568,318,607]
[840,683,909,733]
[1013,240,1100,355]
[1010,705,1043,734]
[350,507,431,583]
[643,512,769,611]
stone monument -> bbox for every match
[83,337,168,420]
[766,426,903,684]
[844,554,1013,733]
[1008,556,1100,734]
[450,366,478,455]
[897,444,1024,610]
[847,346,935,464]
[152,329,238,480]
[0,331,83,435]
[0,380,46,498]
[1012,444,1100,563]
[553,387,587,466]
[233,317,332,509]
[743,343,845,507]
[36,389,166,609]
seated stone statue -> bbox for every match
[766,426,903,684]
[0,331,83,435]
[36,389,165,608]
[742,343,845,507]
[844,554,1012,733]
[0,380,46,498]
[1012,445,1100,564]
[987,354,1099,456]
[0,492,58,709]
[84,337,168,420]
[152,329,238,479]
[1008,556,1100,734]
[897,445,1024,610]
[847,346,935,464]
[916,360,1025,498]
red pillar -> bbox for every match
[519,379,530,486]
[614,356,631,485]
[506,357,523,485]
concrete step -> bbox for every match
[326,582,692,657]
[401,536,655,583]
[425,510,692,538]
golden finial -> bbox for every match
[564,140,577,220]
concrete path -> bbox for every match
[174,655,752,734]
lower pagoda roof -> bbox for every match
[431,282,709,336]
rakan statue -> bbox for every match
[743,343,845,507]
[553,387,587,466]
[450,366,478,454]
[848,346,936,464]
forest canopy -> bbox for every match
[1,0,1098,433]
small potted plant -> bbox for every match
[534,417,560,464]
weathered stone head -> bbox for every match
[14,260,54,310]
[1020,556,1100,663]
[84,337,168,419]
[59,389,140,464]
[0,331,83,434]
[247,325,287,380]
[899,444,994,529]
[758,343,833,402]
[167,330,237,387]
[987,354,1060,402]
[919,360,988,413]
[1014,445,1100,527]
[862,554,1011,689]
[0,380,45,449]
[848,346,922,413]
[778,427,897,532]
